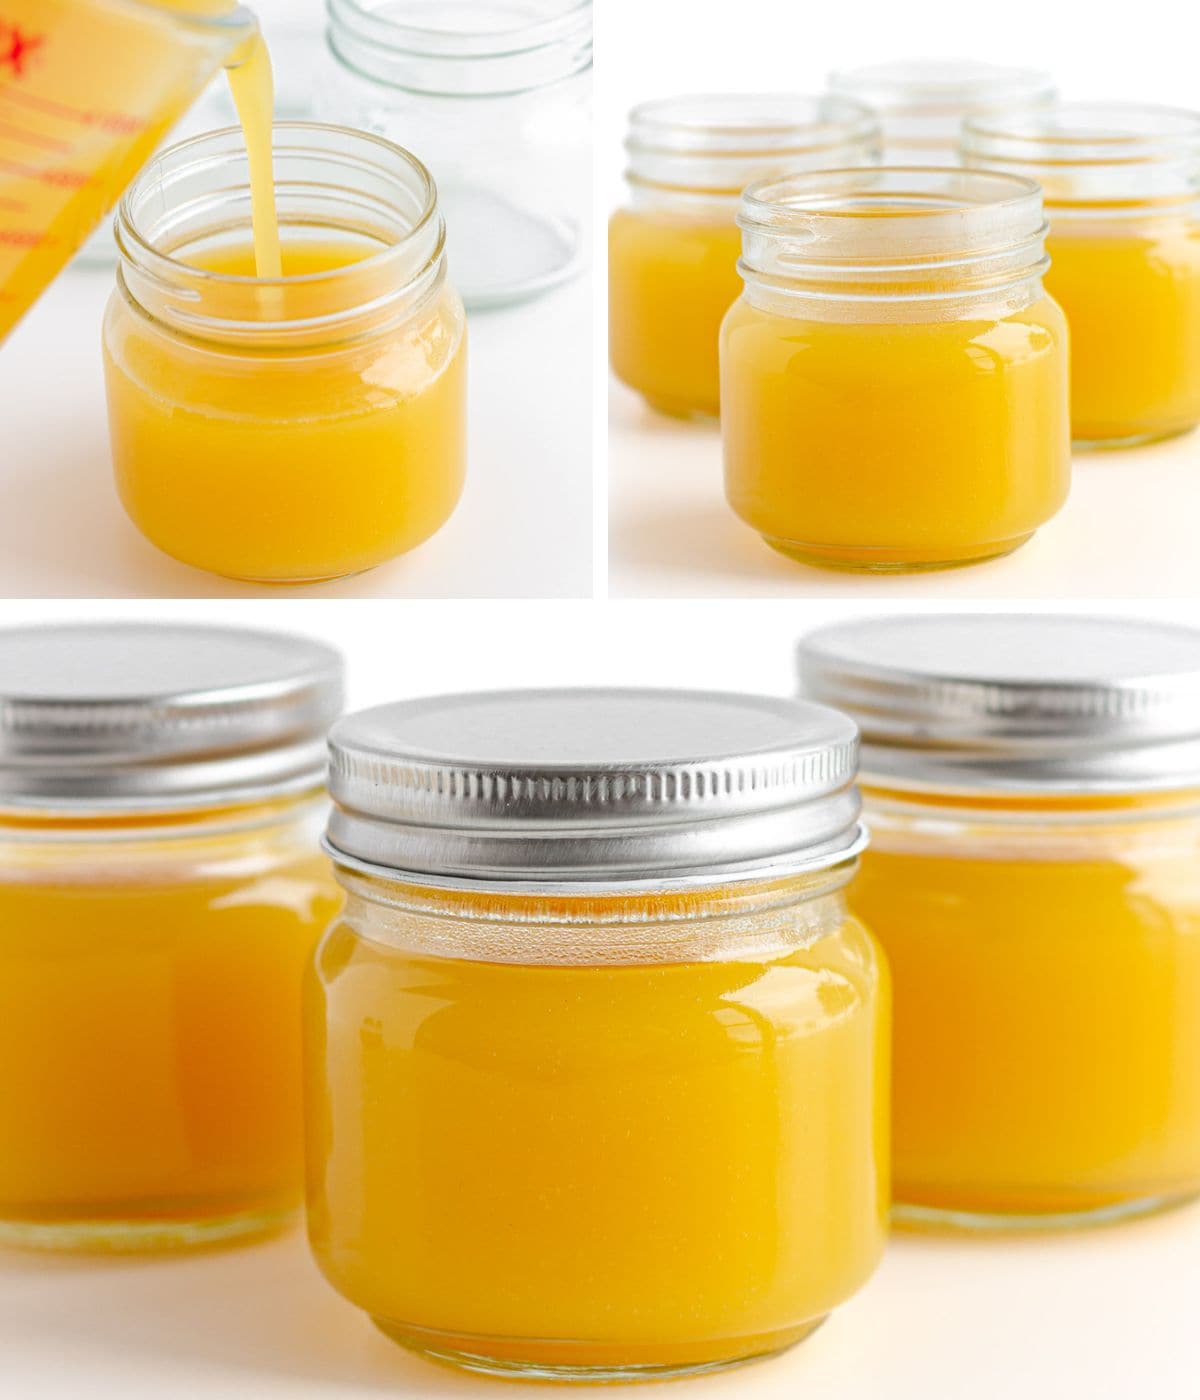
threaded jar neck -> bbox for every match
[115,123,445,348]
[737,166,1049,314]
[326,0,592,98]
[963,103,1200,213]
[624,93,879,212]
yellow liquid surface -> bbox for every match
[608,209,741,419]
[305,901,888,1371]
[0,813,342,1241]
[103,238,468,583]
[721,294,1071,570]
[850,806,1200,1218]
[0,0,279,339]
[1045,219,1200,444]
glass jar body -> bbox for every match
[320,5,591,311]
[102,125,468,584]
[304,870,889,1381]
[1043,208,1200,447]
[849,789,1200,1229]
[609,198,742,420]
[0,794,342,1251]
[721,289,1070,571]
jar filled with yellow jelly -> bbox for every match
[964,104,1200,447]
[721,168,1071,572]
[0,0,262,342]
[799,613,1200,1231]
[609,95,880,419]
[103,124,467,584]
[0,622,344,1251]
[305,688,889,1382]
[828,59,1056,165]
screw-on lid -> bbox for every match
[0,623,344,811]
[325,688,864,889]
[797,614,1200,793]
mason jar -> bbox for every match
[321,0,592,309]
[305,688,889,1381]
[0,623,344,1251]
[609,94,879,419]
[799,612,1200,1230]
[103,123,467,584]
[964,103,1200,447]
[828,59,1056,165]
[722,167,1070,571]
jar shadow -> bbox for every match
[0,1227,548,1396]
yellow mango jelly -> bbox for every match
[0,0,280,340]
[828,59,1056,165]
[0,622,344,1251]
[800,612,1200,1229]
[722,169,1070,572]
[103,125,467,584]
[964,103,1200,446]
[608,95,879,419]
[305,689,888,1382]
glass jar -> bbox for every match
[306,689,888,1382]
[609,95,880,420]
[799,613,1200,1230]
[0,0,258,341]
[722,168,1070,572]
[964,103,1200,447]
[103,122,467,585]
[828,59,1056,165]
[0,622,344,1251]
[320,0,592,310]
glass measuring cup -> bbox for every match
[0,0,257,341]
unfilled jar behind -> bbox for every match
[799,612,1200,1230]
[0,623,344,1251]
[305,687,889,1381]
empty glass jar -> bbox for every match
[305,688,888,1381]
[321,0,592,308]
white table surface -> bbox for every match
[0,267,592,599]
[608,381,1200,600]
[2,1200,1196,1398]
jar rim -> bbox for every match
[741,165,1042,225]
[328,0,591,52]
[963,101,1200,161]
[117,121,439,288]
[114,122,446,344]
[627,92,878,154]
[829,58,1056,113]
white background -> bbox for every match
[602,0,1200,599]
[1,595,1199,1399]
[0,0,592,600]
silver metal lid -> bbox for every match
[798,614,1200,793]
[326,688,864,889]
[0,623,344,810]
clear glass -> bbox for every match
[609,94,879,420]
[964,103,1200,447]
[721,167,1070,572]
[0,792,342,1251]
[102,123,467,584]
[829,59,1056,165]
[305,863,888,1382]
[850,786,1200,1231]
[320,0,592,310]
[0,0,256,340]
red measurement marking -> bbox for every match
[0,227,46,245]
[0,23,43,78]
[0,119,67,152]
[0,83,144,134]
[0,155,88,187]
